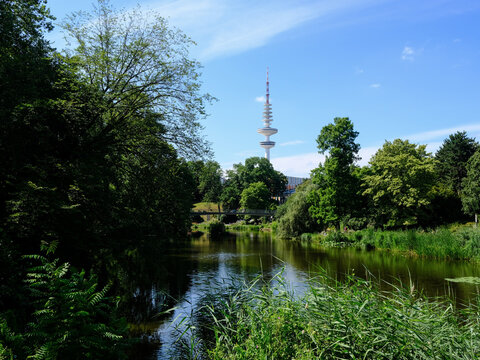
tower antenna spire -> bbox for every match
[257,67,277,161]
[266,67,270,104]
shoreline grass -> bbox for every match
[176,271,480,359]
[297,226,480,261]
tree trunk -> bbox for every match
[475,213,478,228]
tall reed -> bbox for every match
[348,227,480,260]
[176,271,480,359]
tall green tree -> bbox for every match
[199,161,223,205]
[436,131,478,194]
[188,160,223,205]
[461,150,480,225]
[240,182,271,210]
[363,139,437,227]
[309,117,361,228]
[62,0,212,158]
[221,157,287,210]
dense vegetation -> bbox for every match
[175,272,480,359]
[0,0,209,357]
[277,117,480,237]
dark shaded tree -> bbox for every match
[461,150,480,225]
[436,131,478,194]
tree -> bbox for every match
[240,182,271,210]
[62,0,212,158]
[277,180,319,238]
[198,161,223,206]
[309,117,361,228]
[221,157,287,210]
[188,160,223,205]
[461,150,480,225]
[436,131,478,194]
[363,139,436,227]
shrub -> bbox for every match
[0,255,128,359]
[209,221,226,238]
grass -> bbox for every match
[345,226,480,260]
[295,225,480,261]
[192,202,222,212]
[178,271,480,359]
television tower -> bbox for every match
[257,68,277,161]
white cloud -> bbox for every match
[268,146,378,177]
[279,140,305,146]
[370,83,381,88]
[255,96,266,103]
[145,0,383,60]
[221,124,480,178]
[270,153,324,177]
[355,67,364,74]
[406,123,480,142]
[401,46,415,61]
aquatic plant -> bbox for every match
[183,272,480,359]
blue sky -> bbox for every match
[45,0,480,177]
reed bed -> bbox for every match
[348,227,480,260]
[175,271,480,359]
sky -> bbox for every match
[45,0,480,177]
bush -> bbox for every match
[0,255,128,359]
[209,221,226,238]
[277,181,319,238]
[325,231,349,243]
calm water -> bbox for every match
[133,231,480,359]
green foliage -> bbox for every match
[240,182,271,210]
[344,227,480,260]
[324,230,349,243]
[222,157,287,210]
[220,184,242,211]
[363,139,437,227]
[461,150,480,219]
[62,0,212,158]
[309,118,361,228]
[436,131,478,194]
[277,180,319,238]
[208,221,226,238]
[182,272,480,359]
[0,256,128,359]
[1,1,205,356]
[188,160,223,204]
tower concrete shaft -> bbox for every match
[257,68,277,161]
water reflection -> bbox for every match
[133,231,480,359]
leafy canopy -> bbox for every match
[435,131,478,194]
[222,157,286,210]
[363,139,436,227]
[62,0,212,158]
[309,117,361,228]
[240,182,271,210]
[461,150,480,217]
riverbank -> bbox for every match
[178,271,480,359]
[299,225,480,261]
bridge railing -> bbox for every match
[191,209,275,216]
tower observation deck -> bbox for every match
[257,68,277,161]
